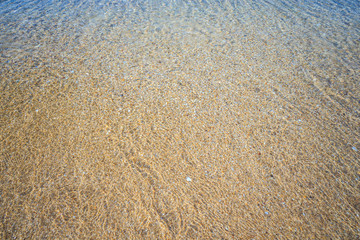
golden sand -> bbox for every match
[1,0,360,238]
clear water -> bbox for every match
[1,0,360,159]
[1,0,360,238]
[1,0,359,108]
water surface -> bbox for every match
[1,0,359,238]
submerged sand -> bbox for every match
[1,0,360,238]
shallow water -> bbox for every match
[1,0,359,113]
[1,0,360,238]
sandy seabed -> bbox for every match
[1,0,360,239]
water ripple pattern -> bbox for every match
[1,0,359,239]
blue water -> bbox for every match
[1,0,359,115]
